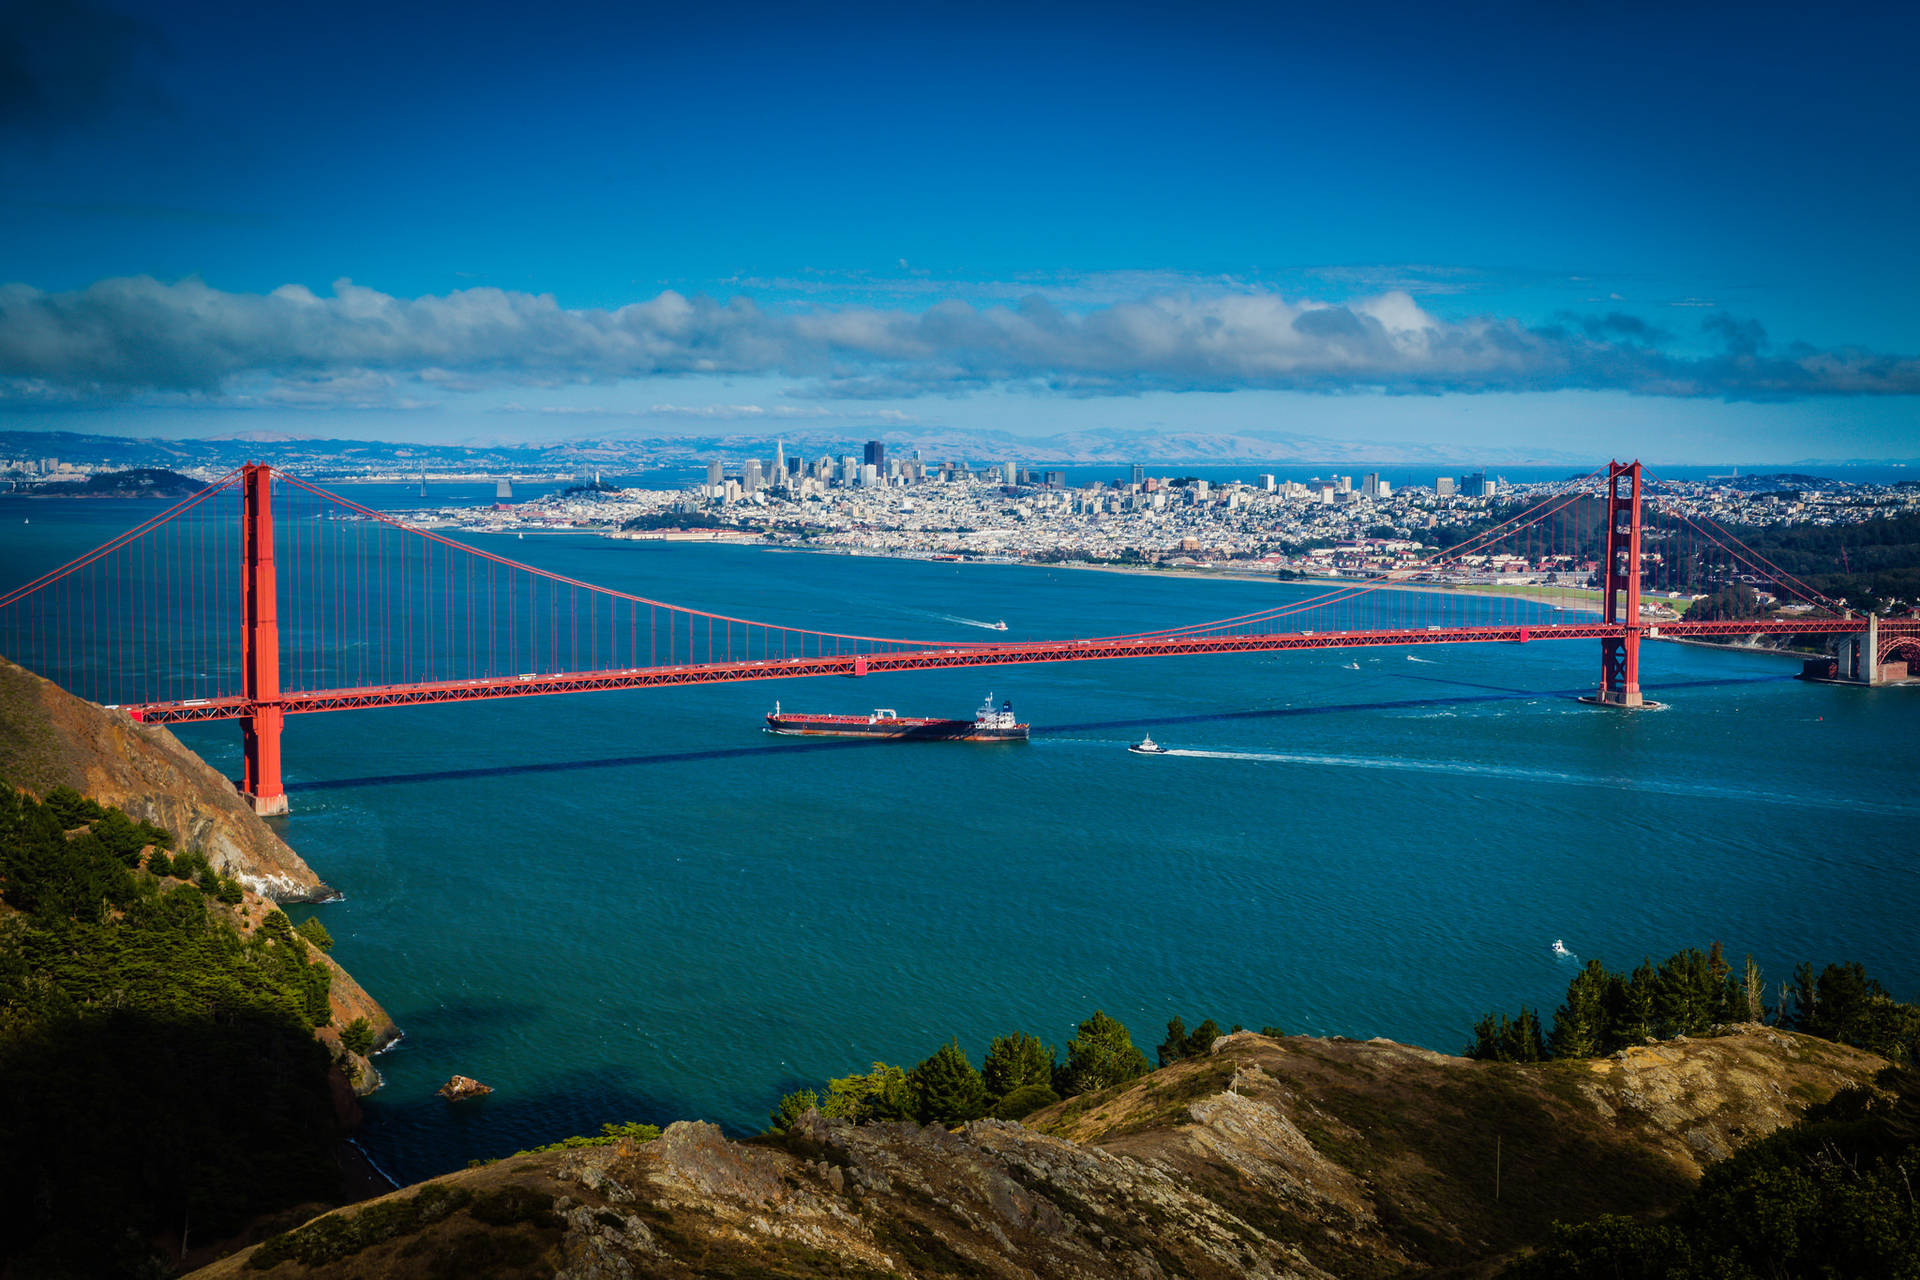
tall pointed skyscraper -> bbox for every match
[773,440,786,488]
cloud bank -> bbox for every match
[2,275,1917,406]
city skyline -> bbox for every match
[3,1,1918,463]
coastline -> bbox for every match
[583,527,1624,614]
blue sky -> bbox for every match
[1,0,1916,461]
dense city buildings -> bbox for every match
[345,440,1920,609]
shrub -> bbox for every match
[296,917,335,952]
[769,1088,818,1133]
[340,1017,375,1057]
[42,786,104,827]
[990,1082,1061,1120]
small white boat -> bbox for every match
[1551,939,1571,957]
[992,620,1008,631]
[1344,660,1359,670]
[1129,734,1170,755]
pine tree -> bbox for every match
[1185,1018,1224,1057]
[908,1038,990,1125]
[1619,959,1658,1044]
[982,1032,1053,1099]
[1059,1010,1151,1095]
[1551,960,1612,1059]
[1742,954,1765,1024]
[1157,1016,1190,1068]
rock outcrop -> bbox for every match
[0,655,334,901]
[193,1027,1887,1279]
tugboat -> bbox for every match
[766,693,1028,741]
[1128,733,1170,755]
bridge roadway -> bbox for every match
[124,616,1913,725]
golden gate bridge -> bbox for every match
[3,460,1912,816]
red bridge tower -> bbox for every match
[240,463,288,815]
[1593,459,1648,708]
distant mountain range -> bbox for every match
[5,427,1912,474]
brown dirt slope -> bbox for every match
[0,654,332,901]
[190,1027,1884,1280]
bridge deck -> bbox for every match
[125,616,1910,724]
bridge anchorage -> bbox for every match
[1,459,1912,815]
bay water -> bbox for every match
[3,491,1915,1186]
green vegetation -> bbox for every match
[770,1008,1295,1134]
[1154,1014,1274,1067]
[769,1010,1169,1134]
[1468,942,1920,1066]
[982,1031,1054,1097]
[296,915,335,951]
[907,1038,991,1124]
[1505,1066,1920,1278]
[1722,509,1920,613]
[1058,1009,1152,1093]
[504,1120,660,1159]
[341,1015,377,1057]
[0,782,346,1277]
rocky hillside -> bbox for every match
[0,654,332,901]
[0,654,396,1050]
[192,1026,1882,1280]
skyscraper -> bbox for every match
[772,441,785,486]
[864,440,886,469]
[1131,463,1144,486]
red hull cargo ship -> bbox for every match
[766,693,1028,741]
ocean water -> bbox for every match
[3,494,1916,1186]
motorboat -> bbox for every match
[1551,939,1571,957]
[1129,734,1170,755]
[992,620,1008,631]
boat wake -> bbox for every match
[1138,748,1920,817]
[936,613,1008,631]
[1406,654,1437,663]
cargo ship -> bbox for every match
[765,693,1028,741]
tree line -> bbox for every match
[1467,941,1920,1065]
[768,1009,1284,1133]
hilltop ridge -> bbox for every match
[193,1026,1882,1279]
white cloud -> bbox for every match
[1,275,1915,406]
